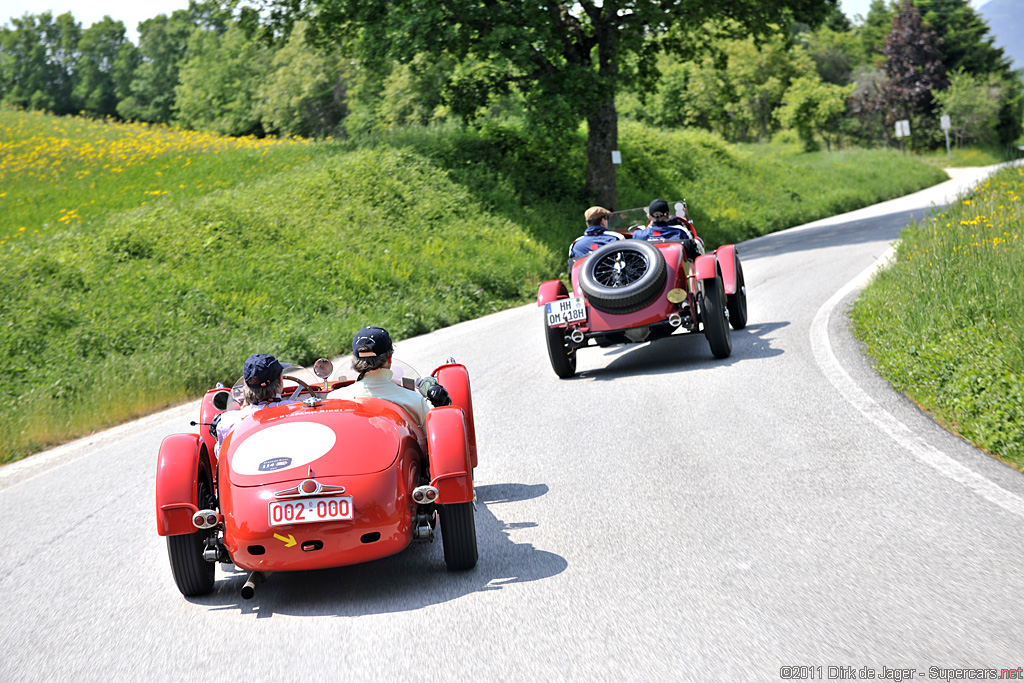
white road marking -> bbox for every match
[810,247,1024,519]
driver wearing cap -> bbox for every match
[214,353,294,455]
[327,326,439,431]
[632,198,704,260]
[569,206,625,259]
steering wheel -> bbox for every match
[283,375,327,399]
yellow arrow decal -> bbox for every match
[273,533,296,547]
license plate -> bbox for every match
[546,297,587,326]
[269,497,353,525]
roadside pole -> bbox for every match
[611,150,621,210]
[941,115,951,160]
[895,119,910,154]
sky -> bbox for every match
[0,0,985,43]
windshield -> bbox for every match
[229,357,424,403]
[329,356,422,391]
[607,201,687,232]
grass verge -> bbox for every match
[852,165,1024,470]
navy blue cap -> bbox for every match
[352,326,393,359]
[649,198,670,216]
[243,353,284,387]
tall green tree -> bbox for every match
[175,24,273,135]
[0,12,81,114]
[116,11,196,123]
[74,17,136,117]
[915,0,1022,147]
[260,0,835,207]
[258,22,346,137]
[856,0,893,64]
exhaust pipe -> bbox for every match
[569,329,584,344]
[241,571,267,600]
[668,313,682,328]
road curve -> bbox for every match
[3,166,1023,682]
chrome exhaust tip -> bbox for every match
[668,313,682,328]
[569,329,584,344]
[241,571,266,600]
[193,509,221,529]
[411,485,439,505]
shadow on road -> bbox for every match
[192,483,566,617]
[567,321,788,381]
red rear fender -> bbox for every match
[433,363,477,467]
[155,433,205,536]
[693,253,719,282]
[716,244,738,294]
[537,280,568,306]
[425,407,473,504]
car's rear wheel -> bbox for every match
[167,474,216,597]
[727,253,748,330]
[544,318,576,379]
[578,241,667,314]
[702,273,732,359]
[439,501,478,571]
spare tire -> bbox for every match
[578,240,667,314]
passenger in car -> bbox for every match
[214,353,294,455]
[327,326,448,432]
[632,198,704,260]
[569,206,625,258]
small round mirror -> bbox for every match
[312,358,334,380]
[212,390,231,411]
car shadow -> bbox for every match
[568,321,788,381]
[192,483,566,617]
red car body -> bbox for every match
[155,360,478,598]
[537,203,748,377]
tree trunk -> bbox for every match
[585,13,618,209]
[586,100,618,209]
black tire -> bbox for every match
[167,475,216,597]
[702,273,732,359]
[544,317,576,379]
[727,253,748,330]
[439,501,478,571]
[578,241,667,314]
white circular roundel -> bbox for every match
[231,421,337,476]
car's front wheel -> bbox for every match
[702,273,732,359]
[439,501,478,571]
[167,474,216,597]
[544,318,577,379]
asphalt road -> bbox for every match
[3,167,1023,682]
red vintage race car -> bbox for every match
[538,202,748,378]
[155,357,478,599]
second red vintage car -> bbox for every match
[538,202,747,377]
[155,357,477,599]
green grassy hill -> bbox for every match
[0,109,946,463]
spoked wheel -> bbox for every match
[578,241,667,314]
[702,274,732,359]
[727,253,748,330]
[439,501,478,571]
[167,474,216,597]
[544,318,577,379]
